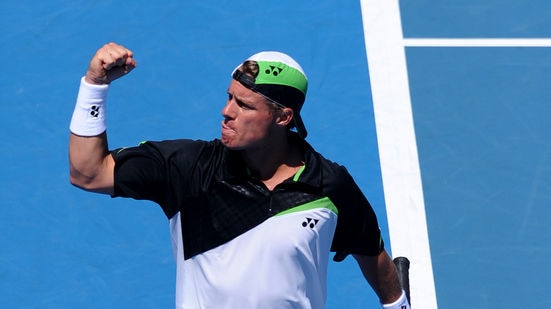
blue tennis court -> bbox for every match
[1,1,549,308]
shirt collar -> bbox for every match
[220,132,322,189]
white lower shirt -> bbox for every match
[169,201,338,309]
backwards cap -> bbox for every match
[232,51,309,138]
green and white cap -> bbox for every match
[232,51,309,138]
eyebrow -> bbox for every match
[227,89,256,109]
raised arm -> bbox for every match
[68,43,137,194]
[353,250,411,308]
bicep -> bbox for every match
[69,133,115,194]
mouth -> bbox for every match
[221,121,236,136]
[221,121,232,130]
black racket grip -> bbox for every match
[393,256,411,305]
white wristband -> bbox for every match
[69,77,110,136]
[382,290,410,309]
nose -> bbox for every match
[221,97,236,120]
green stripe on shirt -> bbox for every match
[275,196,338,216]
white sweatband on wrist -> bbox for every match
[382,290,410,309]
[69,77,110,136]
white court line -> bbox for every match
[360,2,551,308]
[360,0,438,308]
[404,38,551,47]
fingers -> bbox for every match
[85,42,137,85]
[101,43,133,70]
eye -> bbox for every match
[237,100,253,110]
[227,92,254,110]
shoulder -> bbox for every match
[143,138,222,155]
[317,154,356,192]
[302,143,353,187]
[112,139,225,162]
[299,140,363,200]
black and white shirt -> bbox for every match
[112,133,383,309]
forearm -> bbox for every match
[376,251,403,303]
[354,251,403,303]
[372,255,410,308]
[68,76,114,194]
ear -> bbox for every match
[275,107,294,127]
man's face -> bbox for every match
[221,79,278,150]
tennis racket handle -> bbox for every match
[393,256,411,304]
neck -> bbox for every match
[242,134,303,187]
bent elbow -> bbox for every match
[69,169,93,190]
[69,167,113,195]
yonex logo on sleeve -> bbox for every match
[302,217,319,228]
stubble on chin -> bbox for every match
[220,134,236,149]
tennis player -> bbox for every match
[69,42,410,309]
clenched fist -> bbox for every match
[85,42,137,85]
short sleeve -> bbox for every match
[112,139,214,218]
[112,142,170,205]
[327,167,384,261]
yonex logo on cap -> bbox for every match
[265,65,283,76]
